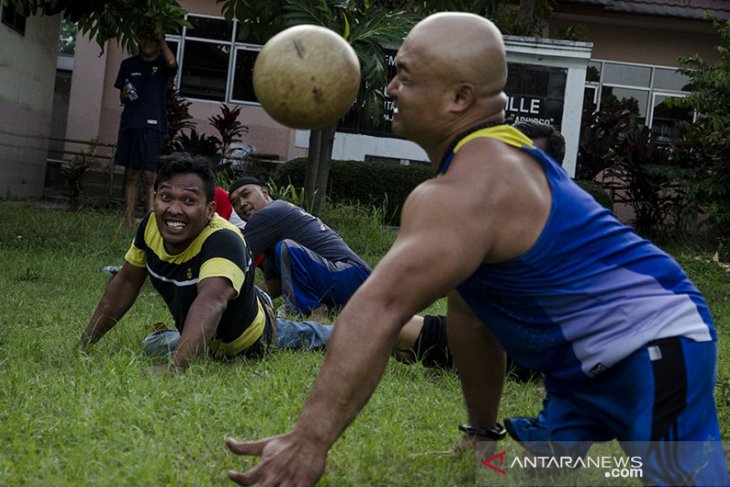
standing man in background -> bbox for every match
[114,27,177,228]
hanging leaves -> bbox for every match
[5,0,190,54]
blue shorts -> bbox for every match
[274,239,370,314]
[115,128,162,171]
[538,337,729,485]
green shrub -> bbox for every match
[320,202,396,268]
[275,159,433,225]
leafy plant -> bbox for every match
[557,24,589,42]
[164,82,195,155]
[10,0,191,54]
[167,103,253,185]
[575,106,632,181]
[605,126,690,236]
[61,139,99,211]
[267,181,307,208]
[218,0,419,215]
[167,128,219,158]
[209,104,248,159]
[276,158,432,225]
[672,17,730,258]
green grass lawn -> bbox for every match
[0,202,728,486]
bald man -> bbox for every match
[225,13,728,486]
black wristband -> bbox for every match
[459,423,506,440]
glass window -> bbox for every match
[231,48,260,103]
[600,86,649,124]
[236,20,265,45]
[2,5,26,35]
[586,59,694,143]
[179,41,230,101]
[651,94,693,143]
[584,86,597,112]
[653,68,691,92]
[186,15,232,41]
[602,63,652,87]
[586,61,601,83]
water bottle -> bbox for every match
[124,78,138,102]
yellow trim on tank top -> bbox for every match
[453,125,536,154]
[208,300,266,358]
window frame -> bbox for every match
[589,59,695,137]
[166,12,264,106]
[1,4,27,36]
[229,44,263,105]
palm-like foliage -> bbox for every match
[7,0,190,54]
[209,104,248,158]
[219,0,416,127]
[217,0,417,214]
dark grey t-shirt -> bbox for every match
[243,200,371,278]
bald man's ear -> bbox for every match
[450,83,476,113]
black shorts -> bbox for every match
[115,128,162,171]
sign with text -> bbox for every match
[505,63,567,129]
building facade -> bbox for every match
[0,0,728,198]
[0,5,61,199]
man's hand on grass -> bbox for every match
[225,431,326,486]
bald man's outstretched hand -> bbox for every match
[226,432,326,487]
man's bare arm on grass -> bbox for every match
[447,291,506,448]
[78,262,147,349]
[225,163,502,486]
[167,276,236,372]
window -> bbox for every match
[600,86,649,125]
[2,4,26,35]
[602,63,651,87]
[167,13,262,104]
[588,60,694,142]
[231,47,260,103]
[181,41,230,100]
[653,68,691,92]
[650,94,694,143]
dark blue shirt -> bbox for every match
[243,200,371,280]
[114,54,176,133]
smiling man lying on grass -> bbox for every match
[77,152,332,373]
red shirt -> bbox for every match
[214,187,233,220]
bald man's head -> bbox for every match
[386,12,509,157]
[405,12,507,98]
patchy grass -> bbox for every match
[0,201,727,485]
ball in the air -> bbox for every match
[253,24,361,130]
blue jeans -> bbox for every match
[141,318,332,357]
[274,239,370,314]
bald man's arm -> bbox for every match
[226,172,501,486]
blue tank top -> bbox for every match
[441,125,715,383]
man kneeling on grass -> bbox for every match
[77,153,332,373]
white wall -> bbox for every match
[0,13,62,198]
